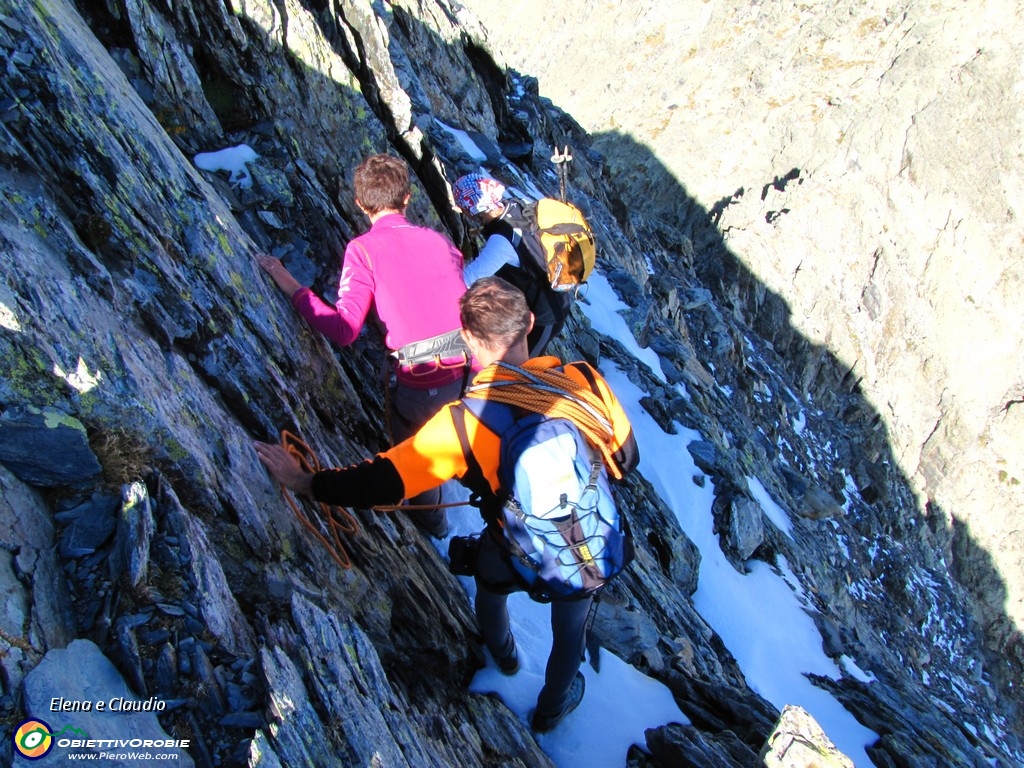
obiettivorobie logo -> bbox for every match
[12,718,87,760]
[12,716,190,761]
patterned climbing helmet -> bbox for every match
[452,173,506,215]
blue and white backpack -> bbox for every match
[455,390,634,602]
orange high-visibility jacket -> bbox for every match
[310,356,638,509]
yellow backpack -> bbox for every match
[534,198,597,292]
[503,198,596,295]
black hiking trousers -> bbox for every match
[473,531,592,718]
[391,376,464,534]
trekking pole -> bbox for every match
[551,145,568,202]
[551,145,572,202]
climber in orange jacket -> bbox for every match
[255,276,638,731]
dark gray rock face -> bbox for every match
[0,407,102,486]
[0,1,1019,767]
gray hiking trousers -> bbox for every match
[473,531,593,716]
[391,376,464,532]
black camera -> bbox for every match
[447,535,480,576]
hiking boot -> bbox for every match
[530,672,585,733]
[496,638,519,676]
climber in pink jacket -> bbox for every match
[258,154,467,538]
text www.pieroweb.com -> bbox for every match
[66,751,180,761]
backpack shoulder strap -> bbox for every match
[485,202,547,278]
[452,401,484,496]
[565,361,601,397]
[452,399,516,524]
[485,217,517,247]
[484,201,524,246]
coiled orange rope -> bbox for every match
[463,363,623,479]
[277,430,360,569]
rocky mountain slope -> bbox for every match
[0,0,1020,766]
[462,0,1024,689]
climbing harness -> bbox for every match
[276,430,360,569]
[391,329,471,375]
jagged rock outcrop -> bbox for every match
[0,1,1020,767]
[760,705,854,768]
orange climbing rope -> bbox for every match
[276,430,360,569]
[370,498,466,513]
[463,362,624,479]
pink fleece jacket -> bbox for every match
[291,213,466,388]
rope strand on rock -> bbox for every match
[277,430,360,570]
[370,499,465,513]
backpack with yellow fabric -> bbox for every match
[453,149,596,297]
[505,197,596,295]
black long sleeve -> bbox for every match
[310,455,405,508]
